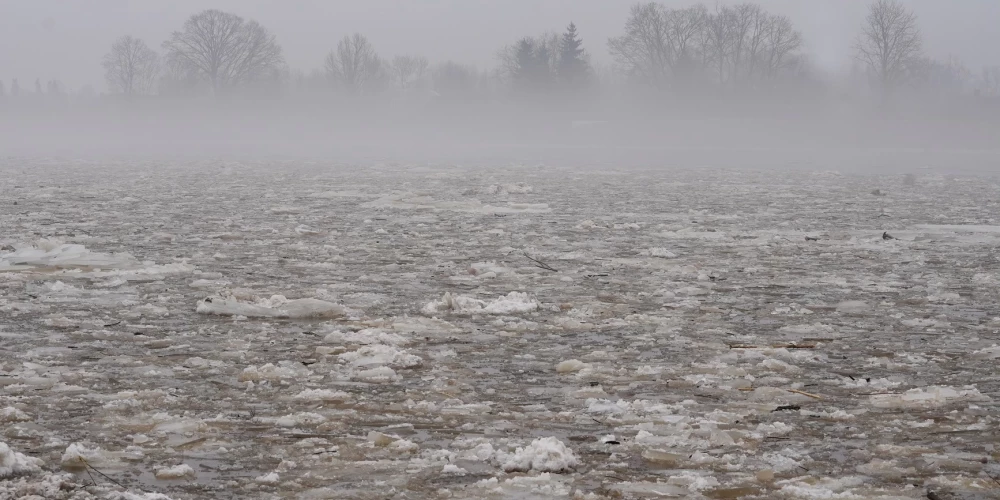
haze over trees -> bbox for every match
[1,1,998,121]
[102,35,160,96]
[325,34,384,95]
[556,23,592,90]
[390,55,430,93]
[161,9,285,95]
[608,3,803,91]
[854,0,922,99]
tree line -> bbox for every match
[2,0,999,107]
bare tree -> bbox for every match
[325,34,384,94]
[760,15,803,79]
[162,10,284,94]
[103,35,160,96]
[608,3,670,86]
[700,4,802,87]
[609,3,712,88]
[726,4,766,82]
[666,5,709,77]
[390,55,429,91]
[702,5,736,85]
[855,0,922,96]
[158,55,202,97]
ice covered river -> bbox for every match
[2,159,999,499]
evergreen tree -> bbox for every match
[511,37,553,92]
[557,22,591,89]
[35,78,42,94]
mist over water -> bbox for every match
[2,3,1000,500]
[0,0,997,167]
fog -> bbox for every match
[6,4,1000,500]
[1,0,999,166]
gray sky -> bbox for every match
[1,0,997,91]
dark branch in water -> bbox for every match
[523,252,558,272]
[82,458,127,489]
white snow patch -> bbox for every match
[441,463,467,475]
[154,463,195,479]
[642,248,678,258]
[292,389,351,402]
[275,412,326,427]
[351,366,400,383]
[0,406,31,423]
[323,328,408,346]
[502,437,579,473]
[421,291,538,315]
[972,345,1000,359]
[59,443,108,470]
[239,362,312,382]
[197,293,348,319]
[870,386,988,408]
[555,359,586,373]
[0,440,43,478]
[255,471,280,485]
[0,239,138,271]
[338,344,422,369]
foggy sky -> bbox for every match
[1,0,997,92]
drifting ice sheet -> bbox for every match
[869,386,988,408]
[197,294,349,319]
[0,240,138,270]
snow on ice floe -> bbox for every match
[466,261,515,278]
[197,291,349,319]
[239,362,314,383]
[501,437,579,473]
[641,247,678,258]
[338,344,422,369]
[869,386,989,408]
[1,440,43,478]
[292,389,351,402]
[0,239,138,271]
[971,345,1000,359]
[154,463,195,480]
[59,442,112,471]
[470,473,574,498]
[555,359,586,373]
[422,291,538,315]
[0,406,32,423]
[322,328,409,346]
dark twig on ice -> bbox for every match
[81,458,126,489]
[523,252,558,272]
[772,405,802,412]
